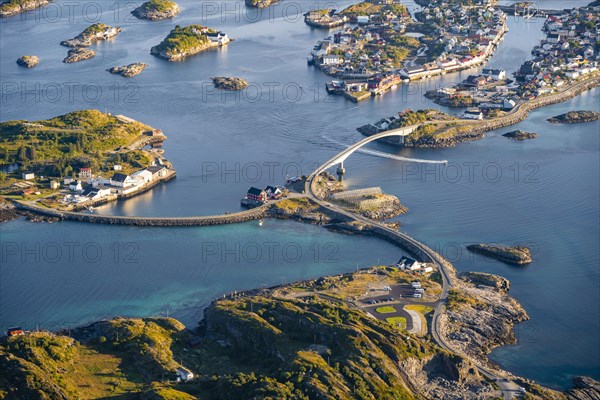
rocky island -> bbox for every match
[466,243,533,265]
[107,63,148,78]
[16,55,39,68]
[212,76,248,90]
[548,110,600,124]
[151,24,230,61]
[245,0,279,8]
[131,0,180,20]
[60,23,121,48]
[0,0,49,17]
[503,130,538,140]
[63,48,96,63]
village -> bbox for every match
[5,158,175,211]
[424,5,600,120]
[308,0,508,102]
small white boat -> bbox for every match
[258,219,264,226]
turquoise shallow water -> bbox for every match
[1,0,598,390]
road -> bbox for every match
[304,154,520,399]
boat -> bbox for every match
[258,219,264,226]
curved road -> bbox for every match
[304,136,520,399]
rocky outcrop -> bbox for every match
[60,23,121,48]
[404,131,485,148]
[466,244,533,264]
[503,129,537,140]
[212,76,248,90]
[245,0,279,8]
[0,199,18,223]
[0,0,50,17]
[63,48,96,63]
[567,377,600,400]
[107,63,148,77]
[548,111,600,124]
[460,272,510,292]
[16,55,39,68]
[357,195,408,220]
[131,0,180,20]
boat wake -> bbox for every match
[323,136,448,164]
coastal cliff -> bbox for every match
[0,0,49,17]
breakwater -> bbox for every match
[14,202,268,226]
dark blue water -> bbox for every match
[1,0,598,390]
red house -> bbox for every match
[7,327,24,337]
[247,187,267,203]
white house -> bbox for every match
[461,108,483,120]
[321,54,344,66]
[176,367,194,382]
[81,187,111,201]
[110,173,135,188]
[21,172,35,180]
[69,180,83,192]
[146,165,168,180]
[131,169,153,184]
[482,68,506,80]
[207,31,230,46]
[565,70,580,79]
[397,256,422,271]
[357,15,369,24]
[113,164,123,171]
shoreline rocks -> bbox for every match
[60,23,121,48]
[63,48,96,63]
[212,76,248,90]
[0,0,50,17]
[502,130,537,140]
[548,110,600,124]
[466,244,533,265]
[245,0,279,8]
[107,63,148,77]
[16,55,39,68]
[131,0,180,20]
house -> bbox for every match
[110,173,135,187]
[357,15,369,24]
[69,180,83,192]
[176,366,194,382]
[21,172,35,180]
[50,180,59,190]
[547,33,561,44]
[461,108,483,120]
[247,187,267,203]
[397,256,422,271]
[79,167,92,179]
[7,327,24,337]
[146,165,168,179]
[131,169,153,184]
[81,187,111,201]
[482,68,506,80]
[321,54,344,66]
[265,186,283,199]
[206,31,230,46]
[113,164,123,171]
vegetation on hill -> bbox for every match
[151,25,216,59]
[0,110,159,177]
[138,0,178,13]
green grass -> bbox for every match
[140,0,178,13]
[153,25,214,56]
[375,306,396,314]
[404,305,433,315]
[386,317,407,330]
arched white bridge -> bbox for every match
[317,124,447,174]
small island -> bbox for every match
[245,0,279,8]
[16,55,39,68]
[0,0,50,17]
[548,110,600,124]
[502,130,538,140]
[60,23,121,48]
[466,244,533,265]
[212,76,248,90]
[131,0,180,20]
[151,24,230,61]
[63,48,96,63]
[107,63,148,78]
[304,9,348,28]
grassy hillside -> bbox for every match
[0,110,158,177]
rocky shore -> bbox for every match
[131,0,180,20]
[16,55,39,68]
[467,243,533,264]
[63,48,96,63]
[60,23,121,48]
[0,199,18,223]
[107,63,148,78]
[212,76,248,90]
[245,0,279,8]
[502,129,538,140]
[0,0,49,17]
[548,110,600,124]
